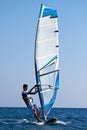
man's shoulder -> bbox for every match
[22,90,30,95]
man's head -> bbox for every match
[23,84,28,91]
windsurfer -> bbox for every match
[22,84,42,123]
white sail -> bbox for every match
[35,4,59,121]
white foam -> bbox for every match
[55,120,67,125]
[32,121,44,125]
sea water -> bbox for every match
[0,107,87,130]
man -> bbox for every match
[22,84,41,123]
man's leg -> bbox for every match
[33,105,41,123]
[34,113,41,123]
[37,109,40,119]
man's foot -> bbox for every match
[37,120,42,123]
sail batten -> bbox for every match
[35,4,59,121]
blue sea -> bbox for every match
[0,107,87,130]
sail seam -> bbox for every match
[40,69,59,76]
[37,38,58,43]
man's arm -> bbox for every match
[29,85,38,95]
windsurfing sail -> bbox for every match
[34,4,59,121]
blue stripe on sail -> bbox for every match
[39,4,57,18]
[55,71,59,87]
[42,9,57,17]
[38,55,57,72]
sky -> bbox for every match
[0,0,87,108]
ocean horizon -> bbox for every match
[0,107,87,130]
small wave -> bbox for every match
[56,120,70,125]
[0,118,19,125]
[18,119,29,124]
